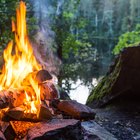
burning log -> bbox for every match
[38,104,53,121]
[35,69,53,83]
[0,90,25,109]
[40,82,58,100]
[8,90,26,108]
[0,90,10,109]
[22,70,53,86]
[6,107,24,120]
[22,69,58,100]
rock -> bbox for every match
[26,119,83,140]
[57,100,96,119]
[87,47,140,108]
[82,120,117,140]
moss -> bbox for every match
[87,57,121,104]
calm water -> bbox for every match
[69,79,98,104]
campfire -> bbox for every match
[0,1,95,139]
[0,1,58,120]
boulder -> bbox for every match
[87,47,140,108]
[26,119,82,140]
[57,100,95,119]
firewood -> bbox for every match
[0,90,10,109]
[22,69,52,86]
[0,90,26,109]
[8,90,26,108]
[36,69,52,83]
[40,82,58,100]
[38,104,53,121]
[6,107,24,120]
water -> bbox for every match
[69,78,98,104]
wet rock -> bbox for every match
[82,120,117,140]
[26,119,82,140]
[87,47,140,108]
[57,100,96,119]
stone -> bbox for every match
[26,119,83,140]
[82,120,117,140]
[87,47,140,108]
[57,100,96,119]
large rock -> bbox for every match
[82,121,117,140]
[57,100,95,119]
[26,119,82,140]
[87,47,140,108]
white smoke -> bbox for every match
[29,0,61,75]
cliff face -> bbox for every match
[87,46,140,108]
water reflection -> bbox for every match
[69,78,98,104]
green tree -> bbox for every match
[113,24,140,55]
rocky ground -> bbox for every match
[93,99,140,140]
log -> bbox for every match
[40,82,58,100]
[36,69,53,83]
[38,104,53,121]
[22,69,58,100]
[6,107,24,120]
[8,90,26,108]
[0,89,26,109]
[57,100,96,120]
[0,90,9,109]
[22,69,52,86]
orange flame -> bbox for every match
[0,1,42,116]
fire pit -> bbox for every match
[0,1,95,140]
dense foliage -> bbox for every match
[113,24,140,55]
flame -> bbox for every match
[0,1,42,116]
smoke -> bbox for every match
[29,0,61,75]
